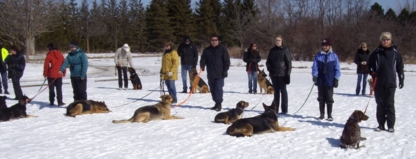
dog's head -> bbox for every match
[160,95,173,103]
[258,69,267,78]
[236,101,249,109]
[350,110,369,122]
[127,67,136,74]
[262,101,276,113]
[262,109,278,121]
[98,101,110,111]
[18,95,30,105]
[190,68,198,76]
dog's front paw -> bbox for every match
[360,137,367,141]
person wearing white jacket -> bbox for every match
[114,43,134,90]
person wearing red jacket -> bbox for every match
[43,43,66,106]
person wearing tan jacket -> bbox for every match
[160,41,179,103]
[114,43,134,90]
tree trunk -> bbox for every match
[25,37,35,61]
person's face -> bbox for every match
[362,45,368,51]
[185,40,190,45]
[210,37,219,47]
[275,37,282,47]
[9,50,16,55]
[381,38,392,48]
[252,44,257,50]
[164,44,171,50]
[69,46,77,51]
[322,45,330,52]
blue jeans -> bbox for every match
[165,80,177,102]
[181,65,192,91]
[356,73,368,95]
[0,70,7,92]
[208,78,224,104]
[247,71,257,93]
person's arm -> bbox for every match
[114,48,120,66]
[311,54,319,77]
[243,50,249,63]
[200,49,206,71]
[223,47,231,72]
[367,50,377,76]
[127,52,134,68]
[265,49,273,73]
[354,51,360,65]
[334,54,341,80]
[171,51,179,74]
[16,54,26,71]
[80,53,88,79]
[396,52,405,88]
[43,54,50,77]
[285,48,292,76]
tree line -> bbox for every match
[0,0,416,63]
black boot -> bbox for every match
[318,103,325,119]
[327,104,333,121]
[211,103,221,112]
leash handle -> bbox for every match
[173,68,203,108]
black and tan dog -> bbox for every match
[0,96,37,122]
[340,110,369,149]
[65,100,110,117]
[257,69,274,94]
[112,95,183,123]
[226,110,295,137]
[189,68,210,93]
[128,67,142,90]
[262,101,276,113]
[214,101,249,124]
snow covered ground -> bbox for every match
[1,53,415,158]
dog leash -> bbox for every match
[111,85,161,108]
[250,92,266,110]
[363,77,377,114]
[293,83,315,115]
[173,68,203,108]
[37,79,47,92]
[28,78,58,103]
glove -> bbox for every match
[361,61,367,65]
[167,72,173,77]
[223,71,228,78]
[333,79,339,88]
[370,72,377,79]
[285,75,290,85]
[312,76,317,84]
[399,74,404,89]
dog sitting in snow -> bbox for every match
[214,101,249,124]
[340,110,369,149]
[257,69,274,95]
[127,67,142,90]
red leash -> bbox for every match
[364,77,377,114]
[173,68,203,108]
[28,78,57,103]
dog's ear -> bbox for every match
[354,110,362,122]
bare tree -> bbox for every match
[0,0,58,56]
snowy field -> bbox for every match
[1,53,416,159]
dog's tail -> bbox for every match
[112,118,134,124]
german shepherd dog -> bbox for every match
[257,69,274,94]
[340,110,369,149]
[127,67,142,90]
[226,110,295,137]
[0,96,37,122]
[189,68,210,93]
[65,100,110,117]
[262,101,277,113]
[214,101,249,124]
[112,95,183,123]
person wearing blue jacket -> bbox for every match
[312,38,341,121]
[59,41,88,101]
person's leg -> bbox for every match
[362,74,368,95]
[12,76,23,99]
[385,87,396,130]
[253,71,258,94]
[326,86,334,120]
[317,86,325,119]
[208,79,216,104]
[247,71,253,93]
[55,78,64,104]
[122,67,128,89]
[0,70,7,93]
[165,80,177,102]
[278,77,288,113]
[71,77,80,101]
[356,74,362,95]
[48,78,56,105]
[117,66,122,89]
[374,86,386,130]
[181,65,187,92]
[79,77,88,100]
[271,77,281,112]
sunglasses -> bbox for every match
[382,39,391,41]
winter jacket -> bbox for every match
[243,49,261,72]
[44,50,66,78]
[200,44,231,80]
[160,50,179,80]
[266,45,292,77]
[0,47,8,71]
[5,51,25,79]
[177,42,198,67]
[114,47,134,68]
[368,45,404,88]
[60,47,88,79]
[312,49,341,87]
[354,48,370,74]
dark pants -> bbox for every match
[374,86,396,129]
[317,86,334,104]
[11,76,23,99]
[70,77,87,101]
[117,66,128,88]
[271,76,288,113]
[0,70,7,92]
[164,80,177,102]
[208,78,224,104]
[48,78,63,104]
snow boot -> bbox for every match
[318,103,325,120]
[327,104,333,121]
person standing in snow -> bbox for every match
[160,40,179,103]
[354,42,370,96]
[200,34,231,111]
[59,41,88,101]
[177,36,198,93]
[5,45,25,100]
[368,32,404,133]
[114,43,134,90]
[243,43,261,94]
[312,38,341,121]
[43,43,66,106]
[0,42,9,94]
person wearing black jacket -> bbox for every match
[5,45,25,100]
[200,34,231,111]
[354,42,370,95]
[243,43,261,94]
[177,36,199,93]
[368,32,404,133]
[266,35,292,114]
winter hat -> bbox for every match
[47,43,58,50]
[9,45,19,52]
[321,38,331,46]
[183,36,191,42]
[122,43,129,51]
[69,40,78,48]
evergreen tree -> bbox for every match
[167,0,195,45]
[385,8,397,20]
[195,0,219,45]
[370,3,384,16]
[145,0,174,52]
[102,0,121,51]
[129,0,147,52]
[398,8,410,24]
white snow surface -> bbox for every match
[1,53,416,159]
